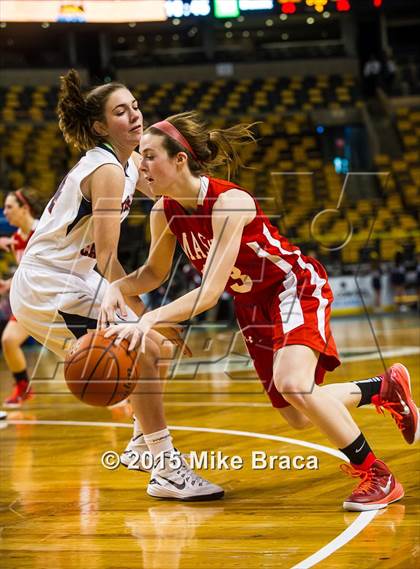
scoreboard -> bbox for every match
[0,1,167,23]
[0,0,383,23]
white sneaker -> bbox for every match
[147,453,224,502]
[120,433,152,472]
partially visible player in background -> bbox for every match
[102,111,419,510]
[0,187,41,407]
[9,71,223,501]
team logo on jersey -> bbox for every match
[181,231,212,261]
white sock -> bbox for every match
[143,428,174,459]
[133,416,143,439]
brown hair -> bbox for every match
[57,69,127,152]
[8,186,44,218]
[146,111,257,179]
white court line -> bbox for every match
[4,418,378,568]
[290,510,378,569]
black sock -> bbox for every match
[354,376,382,407]
[13,370,28,384]
[340,432,375,467]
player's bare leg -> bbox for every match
[274,345,404,511]
[120,331,174,470]
[129,334,167,434]
[2,320,33,408]
[274,346,360,446]
[278,381,367,429]
[2,321,27,372]
[120,333,223,500]
[277,363,419,445]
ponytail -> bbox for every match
[147,111,257,179]
[57,69,126,152]
[206,123,257,179]
[57,69,93,151]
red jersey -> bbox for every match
[163,176,304,303]
[12,221,38,263]
[163,176,340,407]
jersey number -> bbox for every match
[230,266,253,294]
[48,160,80,214]
[48,184,64,214]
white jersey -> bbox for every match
[22,145,138,276]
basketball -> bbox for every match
[64,329,139,407]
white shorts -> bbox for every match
[10,262,138,359]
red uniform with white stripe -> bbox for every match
[12,227,35,262]
[9,222,37,322]
[163,176,340,408]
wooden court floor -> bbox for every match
[0,314,419,569]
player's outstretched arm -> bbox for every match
[98,198,176,327]
[90,163,145,318]
[105,190,256,350]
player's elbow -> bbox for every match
[201,288,223,311]
[95,249,118,277]
[148,264,170,289]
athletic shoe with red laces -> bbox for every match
[341,459,404,511]
[3,381,33,408]
[372,363,420,444]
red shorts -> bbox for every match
[234,257,340,408]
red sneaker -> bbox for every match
[341,459,404,512]
[372,363,420,444]
[3,381,34,408]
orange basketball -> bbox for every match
[64,329,139,407]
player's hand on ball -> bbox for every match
[105,317,192,356]
[105,320,151,352]
[153,324,192,357]
[98,283,127,328]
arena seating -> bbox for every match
[372,106,420,261]
[1,75,418,269]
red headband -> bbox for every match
[151,120,199,161]
[15,190,31,210]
